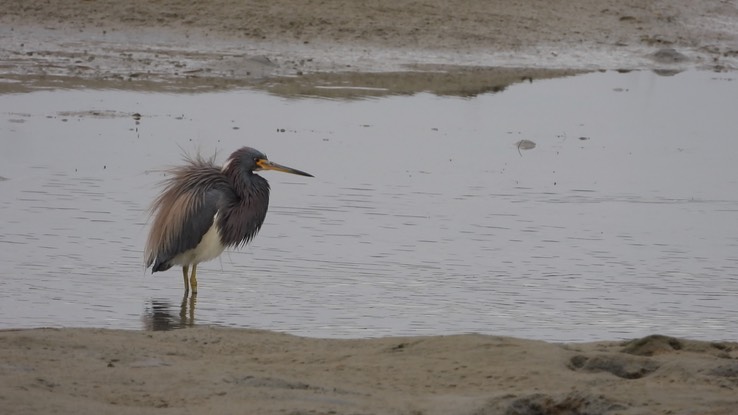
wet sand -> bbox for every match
[1,0,737,94]
[2,328,737,414]
[2,1,738,414]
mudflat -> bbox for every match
[1,0,736,92]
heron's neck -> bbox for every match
[230,171,269,200]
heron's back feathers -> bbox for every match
[144,154,228,269]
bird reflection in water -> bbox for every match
[142,293,197,331]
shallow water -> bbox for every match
[1,70,737,342]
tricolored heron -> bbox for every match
[144,147,313,293]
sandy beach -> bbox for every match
[1,0,737,93]
[2,1,738,414]
[2,328,737,414]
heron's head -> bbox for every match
[224,147,313,177]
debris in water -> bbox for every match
[515,139,536,156]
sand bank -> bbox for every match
[2,328,737,414]
[1,0,736,94]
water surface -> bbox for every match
[1,70,737,341]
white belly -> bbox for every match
[170,214,226,266]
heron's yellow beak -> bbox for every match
[256,159,313,177]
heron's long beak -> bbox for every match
[257,159,313,177]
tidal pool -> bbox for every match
[1,70,736,342]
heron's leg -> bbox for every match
[182,265,190,293]
[190,264,198,293]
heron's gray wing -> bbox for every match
[150,187,229,272]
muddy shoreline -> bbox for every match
[1,0,737,95]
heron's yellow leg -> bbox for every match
[182,265,190,292]
[190,264,198,293]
